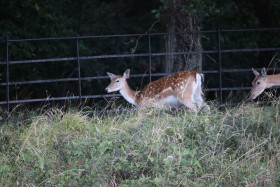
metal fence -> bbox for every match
[1,28,280,115]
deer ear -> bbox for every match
[261,67,267,78]
[107,72,116,80]
[252,68,260,76]
[123,69,130,79]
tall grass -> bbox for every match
[0,101,280,186]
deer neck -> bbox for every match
[120,81,139,106]
[267,74,280,88]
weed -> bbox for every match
[0,102,279,186]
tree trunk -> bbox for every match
[162,0,202,73]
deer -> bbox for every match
[105,69,209,113]
[250,67,280,99]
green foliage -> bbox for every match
[1,0,280,106]
[152,0,219,21]
[1,101,280,186]
[0,0,160,104]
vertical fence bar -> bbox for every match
[148,31,152,82]
[217,29,223,105]
[76,35,82,105]
[5,37,10,119]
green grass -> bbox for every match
[0,102,280,186]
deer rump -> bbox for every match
[135,71,204,108]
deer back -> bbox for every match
[135,71,199,103]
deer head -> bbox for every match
[250,68,267,100]
[105,69,130,93]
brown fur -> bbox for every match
[250,68,280,99]
[135,71,199,101]
[106,70,207,112]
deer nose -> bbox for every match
[250,94,256,100]
[105,87,109,92]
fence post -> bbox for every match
[217,29,223,105]
[76,35,82,106]
[148,31,152,82]
[5,37,10,120]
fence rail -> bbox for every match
[1,28,280,117]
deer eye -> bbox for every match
[115,80,120,83]
[256,81,260,85]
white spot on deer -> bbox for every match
[106,70,208,113]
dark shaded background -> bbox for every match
[1,0,280,109]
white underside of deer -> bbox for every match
[106,69,208,113]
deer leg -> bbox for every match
[193,88,210,111]
[176,95,198,113]
[193,92,203,108]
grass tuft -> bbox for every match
[0,101,280,186]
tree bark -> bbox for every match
[162,0,202,73]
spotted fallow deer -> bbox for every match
[250,67,280,99]
[105,69,209,113]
